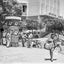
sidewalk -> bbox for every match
[0,46,64,63]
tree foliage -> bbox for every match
[0,0,22,16]
[26,20,39,30]
[46,20,63,34]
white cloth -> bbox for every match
[3,38,6,44]
[28,34,33,38]
[6,33,11,47]
[3,32,6,37]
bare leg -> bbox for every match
[50,49,53,62]
[58,45,62,52]
[22,38,25,47]
[6,40,10,48]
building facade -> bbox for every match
[17,0,60,17]
[3,0,60,21]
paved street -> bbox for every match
[0,45,64,63]
[0,34,64,63]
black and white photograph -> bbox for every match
[0,0,64,64]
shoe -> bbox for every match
[6,46,9,48]
[51,59,53,62]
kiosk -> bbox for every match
[3,16,21,47]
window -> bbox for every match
[23,5,27,12]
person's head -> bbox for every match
[51,33,55,39]
[54,34,58,40]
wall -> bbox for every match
[49,0,60,16]
[27,0,40,16]
[41,0,46,15]
[16,0,60,17]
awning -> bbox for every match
[5,16,21,20]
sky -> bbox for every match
[60,0,64,18]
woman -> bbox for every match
[44,33,55,62]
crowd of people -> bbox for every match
[19,31,42,48]
[2,30,43,48]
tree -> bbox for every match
[47,20,63,38]
[26,20,38,30]
[0,0,22,16]
[13,4,22,16]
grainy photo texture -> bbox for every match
[0,0,64,64]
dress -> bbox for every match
[44,38,54,50]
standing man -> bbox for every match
[0,20,3,45]
[22,32,27,47]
